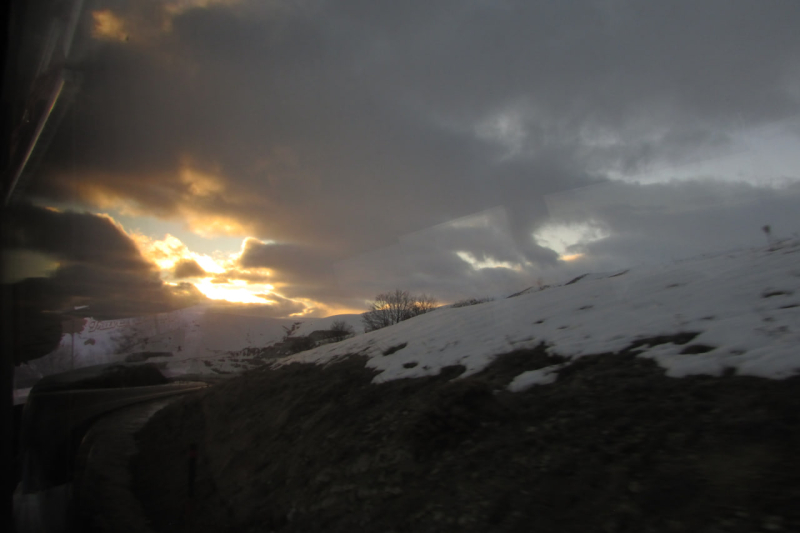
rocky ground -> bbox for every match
[132,339,800,533]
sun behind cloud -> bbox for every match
[91,10,129,42]
[193,278,274,304]
[132,232,277,303]
[131,233,224,273]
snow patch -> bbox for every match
[507,364,569,392]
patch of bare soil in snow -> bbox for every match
[133,341,800,533]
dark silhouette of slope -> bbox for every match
[133,342,800,533]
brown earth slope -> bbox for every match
[133,343,800,533]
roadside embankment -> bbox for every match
[133,346,800,533]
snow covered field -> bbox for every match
[284,240,800,387]
[15,240,799,398]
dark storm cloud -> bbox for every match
[47,263,206,317]
[252,292,306,317]
[238,239,333,282]
[237,214,546,306]
[26,1,800,304]
[4,204,208,318]
[334,207,553,303]
[546,180,800,268]
[399,205,560,268]
[6,203,151,271]
[237,239,346,305]
[173,258,206,278]
[335,239,535,304]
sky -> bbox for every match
[6,0,800,319]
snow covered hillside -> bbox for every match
[133,240,800,533]
[15,240,799,399]
[284,240,800,386]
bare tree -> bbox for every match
[762,224,773,249]
[361,289,438,332]
[329,320,355,342]
[413,293,438,315]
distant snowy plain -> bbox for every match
[14,301,363,394]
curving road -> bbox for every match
[15,380,208,532]
[73,397,179,533]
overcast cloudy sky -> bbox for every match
[8,0,800,318]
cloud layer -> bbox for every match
[4,204,209,318]
[13,0,800,313]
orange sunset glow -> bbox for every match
[91,10,128,42]
[131,232,278,304]
[16,0,797,327]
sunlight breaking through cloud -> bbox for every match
[456,251,523,271]
[194,278,274,304]
[533,223,610,259]
[91,10,128,42]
